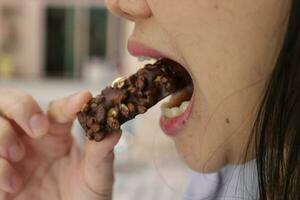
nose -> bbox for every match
[105,0,152,21]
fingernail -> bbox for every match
[29,114,49,137]
[10,175,19,191]
[8,143,23,162]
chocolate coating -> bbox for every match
[77,58,192,141]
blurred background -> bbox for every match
[0,0,192,199]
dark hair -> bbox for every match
[251,0,300,199]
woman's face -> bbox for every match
[106,0,290,172]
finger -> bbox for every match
[0,118,25,162]
[83,131,121,195]
[47,90,92,135]
[0,158,22,193]
[0,88,49,138]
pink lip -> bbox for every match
[160,98,194,137]
[128,39,193,137]
[127,40,165,59]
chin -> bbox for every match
[174,139,228,173]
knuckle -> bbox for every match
[5,93,35,118]
[0,119,18,150]
[0,122,14,146]
[5,104,22,119]
[0,119,12,136]
[0,88,30,99]
[0,159,10,174]
[17,92,34,105]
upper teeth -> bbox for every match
[137,56,155,62]
[161,101,190,118]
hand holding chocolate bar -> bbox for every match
[77,58,192,141]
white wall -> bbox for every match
[16,1,44,77]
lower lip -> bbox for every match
[160,98,193,137]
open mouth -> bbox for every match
[135,55,194,119]
[160,84,194,118]
[128,39,194,134]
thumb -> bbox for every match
[47,90,92,135]
[82,131,121,196]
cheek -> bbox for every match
[148,0,217,31]
[147,0,285,173]
[172,83,259,173]
[173,89,230,173]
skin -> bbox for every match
[0,89,120,199]
[0,0,291,199]
[106,0,291,172]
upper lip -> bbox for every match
[127,38,194,88]
[127,39,168,59]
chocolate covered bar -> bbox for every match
[77,58,192,141]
